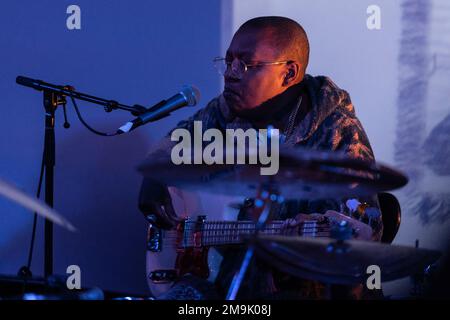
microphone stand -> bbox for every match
[16,76,148,116]
[43,91,57,278]
[16,76,148,279]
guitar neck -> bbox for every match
[180,220,330,248]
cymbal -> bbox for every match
[137,147,408,199]
[250,235,441,285]
[0,179,76,232]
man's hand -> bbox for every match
[138,178,181,230]
[283,210,373,241]
[283,213,325,227]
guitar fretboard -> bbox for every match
[176,220,330,248]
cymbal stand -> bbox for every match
[226,183,279,300]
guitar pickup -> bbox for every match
[148,269,178,283]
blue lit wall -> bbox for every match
[0,0,221,294]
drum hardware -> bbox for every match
[326,220,353,254]
[249,235,441,286]
[226,183,280,300]
[0,179,75,231]
[137,147,409,200]
[0,274,153,300]
[139,147,443,299]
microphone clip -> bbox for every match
[131,104,150,117]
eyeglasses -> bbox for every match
[213,57,294,79]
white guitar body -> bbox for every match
[145,187,242,298]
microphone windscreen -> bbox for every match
[181,85,201,106]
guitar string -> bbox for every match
[158,231,332,244]
[157,233,332,248]
[158,226,331,241]
[161,222,328,232]
[158,223,330,241]
[159,231,332,242]
[157,229,332,246]
[160,222,326,231]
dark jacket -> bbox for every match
[147,75,382,299]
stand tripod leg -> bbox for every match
[226,246,254,300]
[226,186,277,300]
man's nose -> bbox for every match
[224,58,242,81]
[224,64,240,81]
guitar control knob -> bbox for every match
[147,223,162,252]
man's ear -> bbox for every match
[283,63,301,86]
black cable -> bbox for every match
[69,96,119,137]
[26,161,43,269]
[20,152,45,294]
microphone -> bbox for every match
[16,76,44,90]
[117,85,200,134]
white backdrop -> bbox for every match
[221,0,450,297]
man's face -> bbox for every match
[223,29,290,113]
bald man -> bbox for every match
[139,16,382,300]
